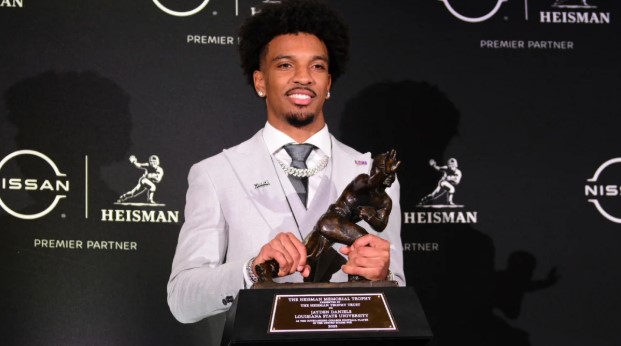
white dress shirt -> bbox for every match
[261,121,332,205]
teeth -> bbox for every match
[289,94,311,99]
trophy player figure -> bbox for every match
[418,158,462,206]
[117,155,164,204]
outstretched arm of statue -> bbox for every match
[369,150,401,188]
[385,151,401,174]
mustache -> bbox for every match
[285,87,317,97]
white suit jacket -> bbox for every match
[167,130,404,323]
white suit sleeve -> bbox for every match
[167,162,245,323]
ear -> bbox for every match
[327,73,332,94]
[253,70,265,95]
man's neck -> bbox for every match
[267,119,325,143]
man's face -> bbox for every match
[253,33,332,131]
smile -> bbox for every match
[286,88,316,106]
[288,93,311,100]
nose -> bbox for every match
[293,66,313,85]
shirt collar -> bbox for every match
[262,122,332,157]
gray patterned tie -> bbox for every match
[283,143,314,207]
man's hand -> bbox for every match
[339,234,390,281]
[252,232,310,278]
[129,155,137,164]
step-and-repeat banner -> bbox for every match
[0,1,619,345]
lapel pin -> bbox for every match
[254,180,270,189]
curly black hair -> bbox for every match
[238,0,350,86]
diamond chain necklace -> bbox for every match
[276,157,329,178]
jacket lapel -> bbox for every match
[222,130,299,237]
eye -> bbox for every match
[277,62,292,69]
[312,64,327,70]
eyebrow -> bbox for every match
[271,54,329,63]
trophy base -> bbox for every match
[221,285,432,346]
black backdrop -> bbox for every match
[0,1,619,345]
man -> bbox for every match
[167,0,404,324]
[117,155,163,204]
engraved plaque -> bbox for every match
[269,293,397,333]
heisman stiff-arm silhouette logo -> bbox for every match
[116,155,165,207]
[418,158,463,208]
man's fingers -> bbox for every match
[301,264,311,278]
[266,241,294,271]
[275,233,302,274]
[341,264,365,276]
[341,245,384,259]
[339,246,352,255]
[257,245,295,277]
[347,255,384,269]
[351,234,390,250]
[342,234,390,281]
[285,232,308,271]
[349,245,387,257]
[346,248,388,268]
[269,251,291,277]
[255,232,308,277]
[341,264,384,281]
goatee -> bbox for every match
[285,112,315,128]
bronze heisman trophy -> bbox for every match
[255,149,401,283]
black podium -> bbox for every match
[221,284,432,346]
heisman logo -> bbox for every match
[418,158,463,208]
[438,0,508,23]
[0,150,69,220]
[102,154,178,223]
[404,157,477,224]
[585,158,621,223]
[152,0,210,17]
[116,155,165,206]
